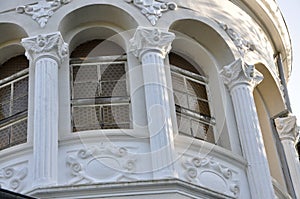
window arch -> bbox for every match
[0,55,29,150]
[169,52,215,143]
[70,39,131,132]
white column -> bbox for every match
[275,115,300,198]
[220,58,276,198]
[22,32,68,187]
[130,27,176,178]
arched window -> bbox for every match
[0,55,29,150]
[169,52,215,142]
[70,39,131,132]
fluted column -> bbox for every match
[130,27,176,178]
[275,115,300,198]
[22,32,68,187]
[220,58,275,198]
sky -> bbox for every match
[277,0,300,122]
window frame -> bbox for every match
[70,55,132,132]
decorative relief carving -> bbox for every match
[66,143,137,185]
[181,156,240,197]
[130,27,175,60]
[16,0,71,28]
[220,58,263,90]
[275,115,299,141]
[21,32,69,63]
[217,21,255,57]
[125,0,177,25]
[0,164,28,192]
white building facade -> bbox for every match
[0,0,299,198]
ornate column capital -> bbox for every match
[275,115,299,142]
[220,58,263,90]
[129,27,175,61]
[21,32,69,64]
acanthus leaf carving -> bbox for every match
[0,165,28,192]
[16,0,71,28]
[275,115,299,141]
[217,21,255,58]
[21,32,69,63]
[66,143,138,185]
[181,156,240,198]
[130,27,175,60]
[220,58,263,90]
[125,0,177,25]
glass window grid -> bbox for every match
[171,66,215,142]
[70,57,131,132]
[0,69,29,150]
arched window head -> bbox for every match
[169,52,214,143]
[70,39,131,132]
[0,55,29,150]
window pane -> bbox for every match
[12,77,28,115]
[188,96,210,116]
[102,105,130,128]
[100,80,127,97]
[0,85,11,104]
[173,91,188,109]
[73,65,98,82]
[10,120,27,146]
[191,119,208,140]
[0,103,10,120]
[72,106,101,131]
[100,63,126,81]
[0,127,10,150]
[176,113,191,137]
[73,82,99,99]
[171,73,185,91]
[186,79,207,100]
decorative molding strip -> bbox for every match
[16,0,71,28]
[0,165,28,191]
[125,0,177,25]
[66,143,137,185]
[217,21,255,57]
[181,156,240,198]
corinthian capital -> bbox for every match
[275,115,299,142]
[129,27,175,60]
[21,32,69,64]
[220,58,263,90]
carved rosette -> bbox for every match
[275,115,299,142]
[0,165,28,192]
[181,156,240,197]
[125,0,177,25]
[21,32,69,64]
[217,21,255,57]
[129,27,175,60]
[220,58,263,90]
[16,0,71,28]
[66,143,137,185]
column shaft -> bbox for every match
[33,58,58,185]
[221,58,275,198]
